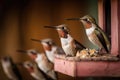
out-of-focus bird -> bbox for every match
[65,15,110,53]
[17,49,57,80]
[31,38,65,63]
[1,56,22,80]
[44,24,86,56]
[23,61,46,80]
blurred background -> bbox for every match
[0,0,98,80]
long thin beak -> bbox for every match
[44,26,57,29]
[65,18,81,21]
[17,50,27,53]
[16,62,23,66]
[31,38,41,42]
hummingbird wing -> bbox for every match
[74,40,86,51]
[37,65,54,80]
[56,46,65,54]
[97,25,111,51]
[9,58,22,80]
[94,28,110,53]
[12,64,22,80]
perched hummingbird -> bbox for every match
[44,24,86,56]
[17,49,57,80]
[23,61,46,80]
[1,56,22,80]
[31,38,65,63]
[65,15,111,53]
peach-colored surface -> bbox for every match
[55,58,120,77]
[76,61,120,77]
[54,58,76,77]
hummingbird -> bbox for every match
[23,61,46,80]
[31,38,65,63]
[44,24,86,56]
[1,56,22,80]
[65,15,111,53]
[17,49,57,80]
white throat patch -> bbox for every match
[86,25,95,36]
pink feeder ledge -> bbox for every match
[54,57,120,77]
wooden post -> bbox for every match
[98,0,105,30]
[98,0,120,55]
[111,0,120,55]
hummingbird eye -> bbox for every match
[46,42,51,46]
[30,51,36,55]
[3,57,9,61]
[31,51,34,53]
[83,19,88,21]
[27,64,31,66]
[61,27,65,30]
[27,64,30,66]
[26,63,33,67]
[83,18,91,23]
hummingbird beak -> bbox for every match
[31,38,41,42]
[80,18,86,21]
[16,62,23,66]
[17,50,27,54]
[44,26,57,29]
[65,18,81,21]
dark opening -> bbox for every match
[105,0,111,42]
